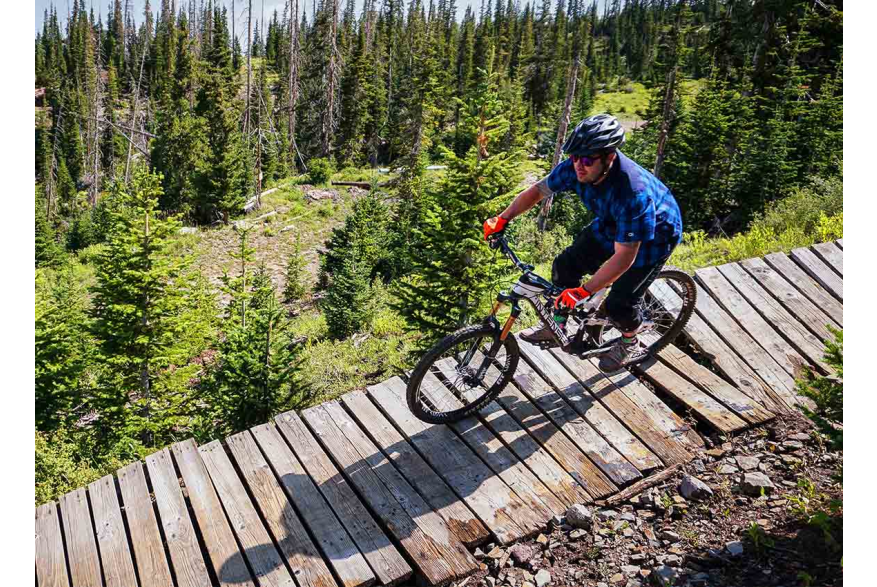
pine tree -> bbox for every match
[88,169,193,446]
[283,234,309,302]
[395,59,522,343]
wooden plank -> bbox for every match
[418,367,567,519]
[491,369,617,499]
[549,349,693,465]
[741,257,840,338]
[717,262,831,372]
[35,503,71,587]
[58,487,102,587]
[836,239,843,249]
[510,357,641,487]
[303,402,476,585]
[657,344,775,425]
[366,378,545,544]
[516,341,662,473]
[598,368,704,448]
[226,431,339,587]
[789,247,843,301]
[338,391,490,547]
[116,461,174,587]
[649,279,792,413]
[687,279,801,409]
[632,357,749,433]
[274,411,412,587]
[428,357,592,509]
[170,440,255,587]
[695,266,810,382]
[763,252,843,326]
[144,448,213,587]
[249,424,378,587]
[811,241,843,276]
[87,475,137,587]
[197,441,296,587]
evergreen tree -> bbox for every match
[283,234,309,302]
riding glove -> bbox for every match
[555,286,592,310]
[483,216,508,240]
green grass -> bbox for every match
[593,78,706,121]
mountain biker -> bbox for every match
[482,114,683,373]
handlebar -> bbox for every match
[488,234,534,273]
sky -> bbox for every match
[34,0,499,35]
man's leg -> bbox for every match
[597,260,667,372]
[521,227,610,344]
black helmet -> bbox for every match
[562,114,626,156]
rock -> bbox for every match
[679,475,714,501]
[232,220,250,231]
[789,433,810,442]
[598,509,619,522]
[178,227,198,235]
[550,514,565,528]
[718,464,739,475]
[613,520,628,532]
[569,529,588,539]
[622,565,641,576]
[486,546,505,559]
[509,544,538,565]
[565,504,594,529]
[726,541,744,556]
[735,456,760,471]
[643,526,659,547]
[598,583,609,587]
[474,547,485,558]
[620,511,638,523]
[630,552,648,563]
[536,534,549,546]
[664,555,682,567]
[660,530,680,542]
[741,472,776,496]
[535,569,551,587]
[651,565,678,585]
[610,572,626,584]
[691,459,706,473]
[704,448,725,458]
[782,440,804,451]
[486,578,497,587]
[623,528,635,538]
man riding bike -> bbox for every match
[483,114,683,373]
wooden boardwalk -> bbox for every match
[35,242,842,587]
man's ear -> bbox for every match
[605,151,617,164]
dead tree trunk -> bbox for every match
[652,66,676,179]
[125,39,148,183]
[245,0,252,135]
[322,0,339,158]
[288,0,300,167]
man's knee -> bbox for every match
[606,296,642,332]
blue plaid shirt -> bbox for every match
[545,150,683,268]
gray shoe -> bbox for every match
[520,323,560,345]
[598,338,648,374]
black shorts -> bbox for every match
[551,227,671,332]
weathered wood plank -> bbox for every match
[632,357,749,433]
[144,448,213,587]
[419,366,567,518]
[763,252,843,327]
[835,239,843,249]
[657,344,775,425]
[249,423,377,587]
[367,378,545,544]
[510,357,642,487]
[35,503,71,587]
[197,441,296,587]
[338,390,490,547]
[695,266,810,383]
[789,247,843,301]
[598,368,704,448]
[170,440,255,587]
[649,282,793,414]
[717,262,831,372]
[116,461,174,587]
[227,431,339,587]
[274,411,412,587]
[87,475,137,587]
[549,350,693,465]
[58,487,102,587]
[811,241,843,276]
[427,361,593,508]
[741,257,840,338]
[491,370,617,499]
[516,341,662,473]
[303,401,476,585]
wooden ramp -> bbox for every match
[35,242,842,587]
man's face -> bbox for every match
[571,152,615,184]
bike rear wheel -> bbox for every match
[406,323,520,424]
[585,268,696,356]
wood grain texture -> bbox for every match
[763,252,843,327]
[789,247,843,301]
[811,241,843,276]
[88,474,137,587]
[35,502,71,587]
[58,487,102,587]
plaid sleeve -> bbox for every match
[545,158,577,194]
[614,192,656,243]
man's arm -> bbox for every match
[582,241,640,293]
[497,179,551,221]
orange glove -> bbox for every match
[555,286,591,310]
[483,216,508,240]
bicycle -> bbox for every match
[406,234,697,424]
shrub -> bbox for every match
[307,157,336,184]
[797,328,842,451]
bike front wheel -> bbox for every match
[406,323,520,424]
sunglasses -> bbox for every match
[571,153,603,167]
